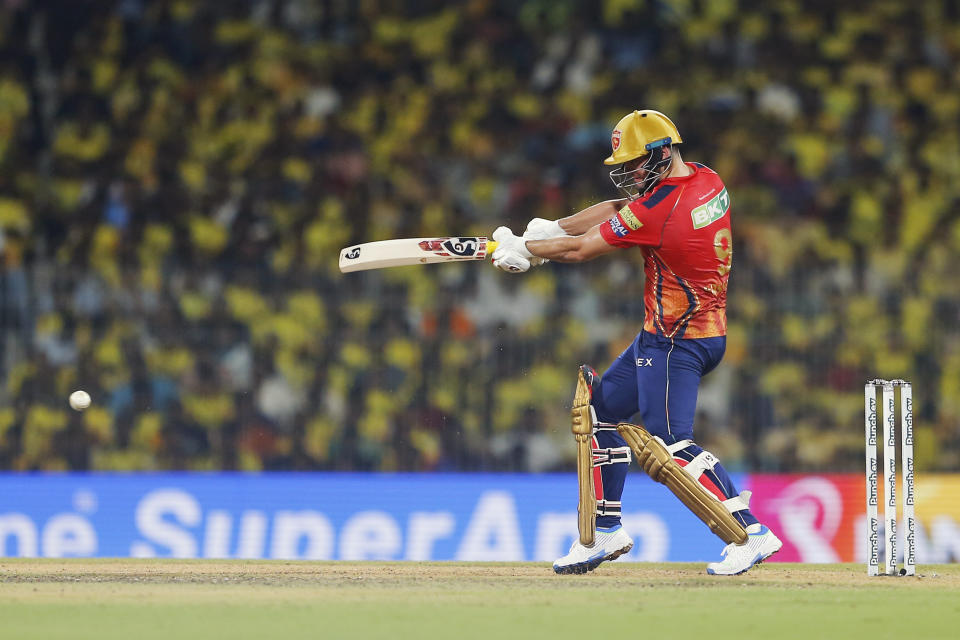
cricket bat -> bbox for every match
[339,237,498,273]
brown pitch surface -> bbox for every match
[2,559,957,588]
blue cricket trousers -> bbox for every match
[589,330,758,529]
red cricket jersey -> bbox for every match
[599,162,731,339]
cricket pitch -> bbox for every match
[2,560,958,639]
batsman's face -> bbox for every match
[623,157,648,186]
[625,146,672,185]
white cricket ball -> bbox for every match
[69,390,91,411]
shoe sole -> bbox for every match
[706,544,782,576]
[553,542,634,575]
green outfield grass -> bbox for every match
[1,560,958,639]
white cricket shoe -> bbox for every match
[706,524,783,576]
[553,525,634,575]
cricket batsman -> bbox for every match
[490,110,782,575]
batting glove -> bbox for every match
[491,226,536,273]
[492,250,532,273]
[523,217,567,241]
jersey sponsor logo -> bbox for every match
[690,187,729,229]
[609,216,629,237]
[636,357,653,367]
[618,205,643,231]
[611,129,622,151]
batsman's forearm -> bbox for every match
[558,200,625,236]
[526,236,592,263]
[526,224,618,262]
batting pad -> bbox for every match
[617,422,748,545]
[571,367,596,546]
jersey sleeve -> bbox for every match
[598,184,679,248]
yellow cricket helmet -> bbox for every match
[604,110,682,166]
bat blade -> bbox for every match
[339,237,497,273]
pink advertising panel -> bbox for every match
[748,474,960,564]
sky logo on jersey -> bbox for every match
[618,205,643,231]
[610,216,629,237]
[691,188,730,229]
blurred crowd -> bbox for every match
[1,0,959,473]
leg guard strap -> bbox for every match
[664,439,694,454]
[592,445,632,466]
[593,421,621,432]
[722,491,753,514]
[682,450,720,480]
[596,500,622,517]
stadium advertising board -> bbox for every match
[1,473,958,562]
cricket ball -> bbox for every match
[69,390,91,411]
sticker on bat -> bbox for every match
[344,247,361,259]
[418,237,484,257]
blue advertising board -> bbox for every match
[0,473,736,561]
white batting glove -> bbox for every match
[521,218,564,266]
[492,226,533,258]
[523,217,567,241]
[491,226,536,273]
[492,250,531,273]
